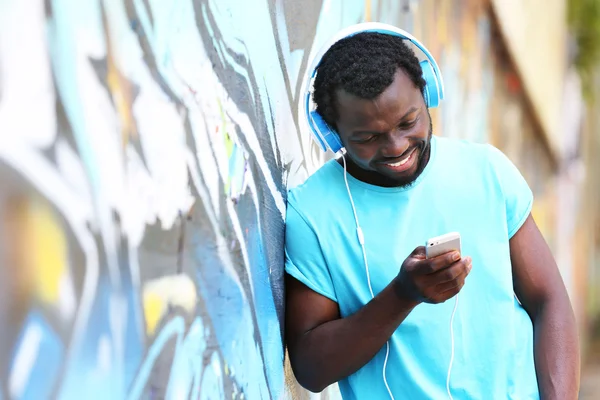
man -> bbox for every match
[284,30,580,399]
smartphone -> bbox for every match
[425,232,461,259]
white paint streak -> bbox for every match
[0,0,56,148]
[185,149,252,300]
[59,272,77,322]
[9,322,43,399]
[132,91,195,230]
[225,99,286,217]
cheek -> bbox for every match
[416,116,431,137]
[347,144,377,165]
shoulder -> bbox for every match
[435,136,492,158]
[432,137,524,196]
[433,136,498,172]
[286,159,345,221]
[286,159,346,231]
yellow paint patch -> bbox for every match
[106,48,137,147]
[142,275,197,336]
[20,199,69,305]
[143,291,165,336]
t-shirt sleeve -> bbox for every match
[285,201,337,302]
[486,144,534,238]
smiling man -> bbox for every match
[284,28,580,400]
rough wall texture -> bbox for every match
[0,0,552,399]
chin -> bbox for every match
[381,155,424,187]
[388,172,419,187]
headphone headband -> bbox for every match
[306,22,444,97]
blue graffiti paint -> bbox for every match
[128,315,226,400]
[197,2,294,396]
[9,312,64,400]
[47,0,103,194]
[228,142,249,202]
[164,317,207,399]
[199,353,225,400]
[127,316,185,400]
[191,228,271,399]
[245,223,286,396]
[57,276,144,400]
[119,0,280,396]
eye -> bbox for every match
[354,135,377,144]
[399,119,418,129]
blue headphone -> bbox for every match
[303,22,445,155]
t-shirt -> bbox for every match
[285,135,539,399]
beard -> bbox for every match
[341,116,434,189]
[391,124,433,189]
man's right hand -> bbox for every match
[394,246,472,304]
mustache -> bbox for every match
[376,141,426,163]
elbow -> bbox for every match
[533,291,574,320]
[288,351,331,393]
[294,372,329,394]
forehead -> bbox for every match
[335,69,421,127]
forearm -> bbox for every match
[290,279,418,392]
[533,295,580,400]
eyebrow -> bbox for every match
[352,106,420,136]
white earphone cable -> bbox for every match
[340,152,456,400]
[447,294,458,400]
[341,154,395,400]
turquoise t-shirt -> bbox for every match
[285,136,539,399]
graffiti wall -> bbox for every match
[0,0,546,399]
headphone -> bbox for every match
[303,22,445,154]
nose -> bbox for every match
[380,130,410,159]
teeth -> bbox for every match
[387,150,412,167]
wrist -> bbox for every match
[391,276,421,309]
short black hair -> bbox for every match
[313,32,427,127]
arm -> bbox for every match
[285,247,472,392]
[285,274,417,393]
[511,214,580,399]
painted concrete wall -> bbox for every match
[491,0,568,159]
[0,0,559,399]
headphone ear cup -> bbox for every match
[420,60,440,108]
[309,111,343,154]
[308,110,328,152]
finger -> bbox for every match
[419,251,463,274]
[433,262,474,301]
[430,280,466,303]
[431,257,472,284]
[434,269,468,293]
[434,287,461,303]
